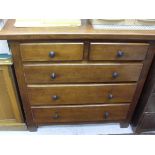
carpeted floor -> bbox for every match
[0,123,133,135]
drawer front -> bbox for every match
[28,84,136,106]
[89,43,149,61]
[139,113,155,130]
[20,43,84,61]
[24,63,143,84]
[32,104,129,124]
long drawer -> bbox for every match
[27,84,137,106]
[20,43,84,61]
[32,104,129,124]
[89,43,149,61]
[24,63,143,84]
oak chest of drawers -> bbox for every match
[1,20,155,131]
[10,41,152,131]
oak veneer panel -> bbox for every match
[90,43,149,61]
[27,83,136,105]
[24,63,143,84]
[0,67,14,120]
[10,42,37,131]
[0,65,25,129]
[20,43,84,61]
[32,104,129,124]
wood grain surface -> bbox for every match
[27,83,137,105]
[24,63,143,84]
[1,20,155,40]
[90,43,148,60]
[32,104,129,124]
[20,43,84,61]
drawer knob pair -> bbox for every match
[117,51,124,57]
[53,112,109,120]
[49,51,56,58]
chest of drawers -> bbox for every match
[10,41,153,131]
[1,20,155,131]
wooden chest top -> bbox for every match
[1,20,155,40]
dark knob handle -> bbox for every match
[108,93,113,99]
[50,73,56,79]
[49,51,55,58]
[52,112,59,119]
[52,95,59,100]
[112,72,119,78]
[117,51,124,57]
[104,112,109,119]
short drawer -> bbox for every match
[89,43,149,61]
[20,43,84,61]
[27,84,136,106]
[24,63,143,84]
[31,104,129,124]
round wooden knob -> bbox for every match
[117,51,124,57]
[104,112,109,119]
[50,73,56,79]
[108,94,113,99]
[49,51,55,58]
[112,72,119,78]
[52,112,59,119]
[52,95,59,100]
